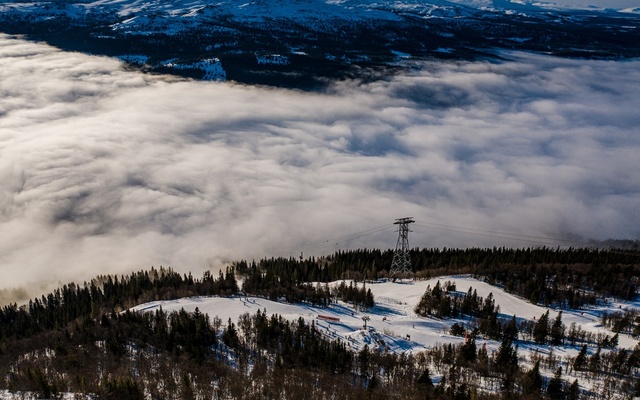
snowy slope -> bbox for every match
[132,275,640,355]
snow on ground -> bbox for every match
[132,275,640,358]
[256,54,290,65]
[117,54,150,65]
[0,390,88,400]
[158,58,226,80]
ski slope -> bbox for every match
[132,275,640,357]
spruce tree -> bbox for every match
[495,337,518,374]
[459,337,477,364]
[568,379,580,400]
[533,310,550,344]
[547,367,564,399]
[550,311,565,345]
[417,368,434,387]
[589,346,602,373]
[503,315,518,341]
[521,360,543,395]
[573,344,588,371]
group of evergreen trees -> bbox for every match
[601,308,640,336]
[236,246,639,309]
[433,285,622,352]
[416,281,505,340]
[0,267,237,342]
[239,259,374,309]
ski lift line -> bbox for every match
[285,223,394,256]
[299,223,393,248]
[414,221,585,243]
[299,225,394,253]
[416,222,640,256]
[418,225,577,246]
[414,222,593,247]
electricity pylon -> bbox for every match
[389,217,414,281]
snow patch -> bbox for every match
[161,58,226,81]
[391,50,411,59]
[256,54,290,65]
[117,54,149,65]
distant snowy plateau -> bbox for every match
[1,0,639,87]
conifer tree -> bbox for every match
[533,310,550,344]
[547,367,564,399]
[589,346,602,373]
[417,368,433,387]
[459,337,477,364]
[521,360,543,395]
[573,344,588,371]
[495,336,518,375]
[568,379,580,400]
[503,315,518,341]
[550,311,565,345]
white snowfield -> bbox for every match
[132,275,640,357]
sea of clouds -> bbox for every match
[1,34,639,299]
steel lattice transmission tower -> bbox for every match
[389,217,415,281]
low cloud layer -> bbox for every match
[1,34,639,294]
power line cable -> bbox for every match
[299,223,394,254]
[414,221,596,247]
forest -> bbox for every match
[0,246,639,399]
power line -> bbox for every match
[413,221,599,248]
[295,223,394,255]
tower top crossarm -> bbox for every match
[394,217,415,225]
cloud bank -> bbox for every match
[1,34,639,294]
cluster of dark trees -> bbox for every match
[424,334,640,399]
[436,290,621,351]
[14,299,636,400]
[226,310,353,373]
[601,308,640,336]
[235,247,639,309]
[419,337,584,399]
[0,266,237,342]
[415,281,506,340]
[239,259,374,309]
[572,342,640,377]
[235,247,639,316]
[0,299,469,399]
[415,281,497,319]
[332,281,375,310]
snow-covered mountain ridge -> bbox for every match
[1,0,638,87]
[132,275,640,394]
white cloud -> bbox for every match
[1,35,639,295]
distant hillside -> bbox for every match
[1,0,639,87]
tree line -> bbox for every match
[0,266,237,342]
[235,246,639,308]
[239,259,374,309]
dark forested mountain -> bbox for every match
[1,0,639,88]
